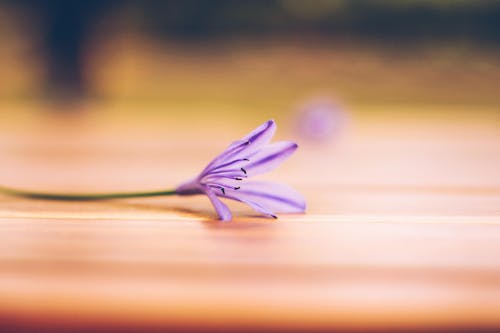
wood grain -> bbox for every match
[1,109,499,332]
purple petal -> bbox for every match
[228,196,277,219]
[201,176,243,193]
[207,158,249,174]
[204,188,232,221]
[202,120,276,173]
[202,139,249,172]
[201,169,248,181]
[241,119,276,146]
[244,141,298,177]
[224,181,306,214]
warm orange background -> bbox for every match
[1,2,500,332]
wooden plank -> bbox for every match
[1,110,499,332]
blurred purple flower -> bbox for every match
[176,120,306,221]
[295,98,347,142]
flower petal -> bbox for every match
[241,119,276,147]
[244,141,298,177]
[202,120,276,173]
[204,188,232,221]
[224,181,306,214]
[231,196,278,219]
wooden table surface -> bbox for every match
[1,108,499,332]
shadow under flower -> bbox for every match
[106,199,277,229]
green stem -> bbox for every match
[0,185,177,201]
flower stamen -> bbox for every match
[207,183,241,193]
[210,158,250,173]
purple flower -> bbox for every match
[295,97,347,143]
[176,120,306,221]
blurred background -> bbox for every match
[1,0,500,197]
[1,0,499,113]
[1,2,500,332]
